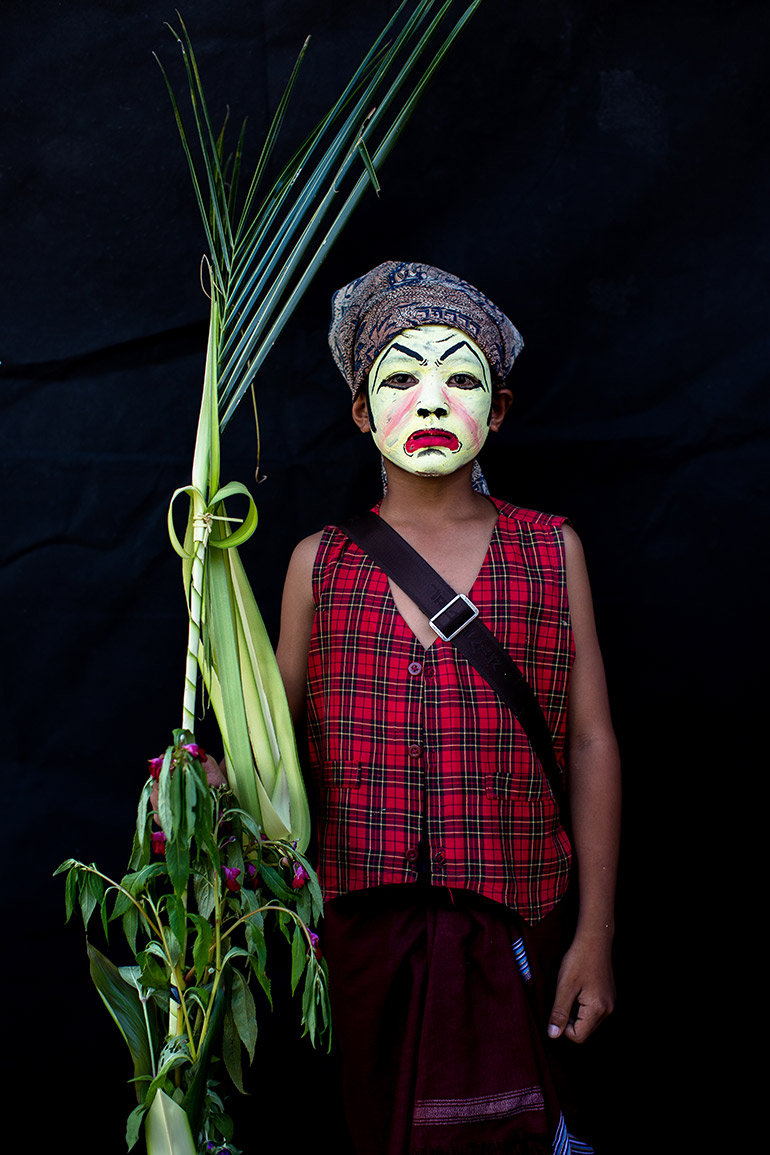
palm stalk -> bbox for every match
[57,9,487,1154]
[162,1,485,848]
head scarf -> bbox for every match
[328,260,523,397]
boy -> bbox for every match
[276,261,620,1155]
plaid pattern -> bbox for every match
[307,499,574,922]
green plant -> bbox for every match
[57,4,484,1151]
[57,733,327,1152]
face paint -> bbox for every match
[367,326,493,476]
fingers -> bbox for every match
[203,754,228,789]
[547,984,575,1041]
[547,966,615,1044]
[149,754,226,826]
[549,993,603,1043]
[561,994,610,1043]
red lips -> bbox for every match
[404,429,460,454]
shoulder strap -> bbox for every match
[338,511,567,814]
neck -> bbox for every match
[379,461,489,527]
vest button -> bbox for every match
[408,661,422,676]
[405,848,419,862]
[434,851,446,865]
[408,744,423,758]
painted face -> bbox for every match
[367,326,493,476]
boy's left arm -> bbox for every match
[547,525,622,1044]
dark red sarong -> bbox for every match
[323,885,582,1155]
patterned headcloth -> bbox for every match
[328,260,523,397]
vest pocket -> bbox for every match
[324,761,363,788]
[484,768,551,802]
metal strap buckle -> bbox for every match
[429,592,480,642]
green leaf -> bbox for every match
[121,863,168,895]
[156,748,176,835]
[137,948,170,992]
[110,885,134,923]
[158,1,485,843]
[165,833,190,900]
[302,972,317,1045]
[295,851,324,922]
[248,948,272,1009]
[164,893,188,950]
[244,918,267,970]
[290,923,307,994]
[211,1110,234,1142]
[230,968,258,1062]
[123,905,140,955]
[131,780,154,869]
[207,484,259,549]
[126,1102,148,1152]
[163,926,182,970]
[181,980,227,1139]
[193,862,217,921]
[222,806,262,844]
[87,943,156,1091]
[189,912,213,983]
[181,985,210,1013]
[293,880,312,926]
[222,1004,245,1094]
[221,945,251,969]
[356,134,381,194]
[258,863,294,903]
[78,869,102,930]
[144,1088,197,1155]
[63,864,79,922]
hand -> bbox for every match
[547,934,616,1044]
[202,754,228,790]
[150,754,227,822]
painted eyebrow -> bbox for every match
[373,342,427,392]
[438,340,489,388]
[387,342,426,363]
[438,339,484,367]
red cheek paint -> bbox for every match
[380,389,418,443]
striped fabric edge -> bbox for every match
[512,936,533,983]
[553,1112,594,1155]
[413,1086,545,1126]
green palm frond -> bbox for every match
[159,1,484,430]
[162,2,484,847]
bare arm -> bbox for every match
[548,524,621,1044]
[275,531,322,725]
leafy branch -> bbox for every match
[57,5,484,1152]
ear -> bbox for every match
[352,392,371,433]
[488,387,513,432]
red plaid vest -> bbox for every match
[306,499,574,922]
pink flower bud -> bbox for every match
[151,831,167,857]
[291,863,310,890]
[308,930,322,960]
[223,867,241,893]
[148,757,164,781]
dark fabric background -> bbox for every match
[2,1,765,1150]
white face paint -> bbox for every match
[367,326,493,477]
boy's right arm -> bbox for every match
[275,531,323,724]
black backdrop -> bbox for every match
[2,1,766,1151]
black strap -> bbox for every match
[339,511,567,814]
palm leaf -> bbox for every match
[160,1,484,429]
[144,1088,197,1155]
[162,2,484,845]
